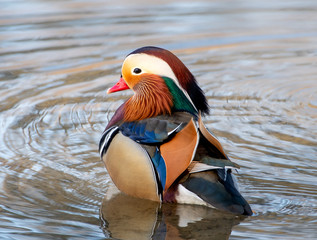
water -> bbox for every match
[0,0,316,239]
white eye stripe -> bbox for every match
[124,54,176,79]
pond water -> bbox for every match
[0,0,316,239]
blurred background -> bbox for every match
[0,0,316,239]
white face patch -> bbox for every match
[123,53,178,84]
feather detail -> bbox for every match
[163,77,198,116]
[124,74,173,122]
[105,103,125,129]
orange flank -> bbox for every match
[161,119,198,191]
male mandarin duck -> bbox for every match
[99,46,252,216]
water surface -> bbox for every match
[0,0,317,239]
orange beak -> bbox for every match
[107,77,130,94]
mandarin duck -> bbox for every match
[99,46,252,216]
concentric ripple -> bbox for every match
[0,0,317,239]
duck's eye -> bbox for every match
[133,68,142,74]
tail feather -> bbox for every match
[182,170,252,216]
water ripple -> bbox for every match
[1,0,317,239]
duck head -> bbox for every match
[107,46,209,122]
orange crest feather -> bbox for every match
[124,74,173,121]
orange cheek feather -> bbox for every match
[107,77,130,94]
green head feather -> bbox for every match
[163,77,197,116]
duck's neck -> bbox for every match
[124,75,173,122]
[162,77,198,116]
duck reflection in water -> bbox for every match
[100,187,246,240]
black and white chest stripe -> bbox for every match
[99,126,119,158]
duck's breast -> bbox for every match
[102,132,160,202]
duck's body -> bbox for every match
[99,46,252,216]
